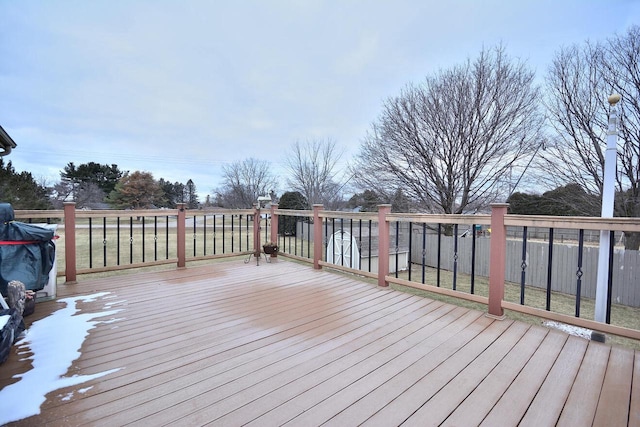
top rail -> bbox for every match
[505,214,640,232]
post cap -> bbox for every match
[608,93,621,105]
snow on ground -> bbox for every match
[543,320,593,340]
[0,315,9,330]
[0,292,124,425]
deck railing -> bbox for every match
[274,203,640,341]
[13,202,640,340]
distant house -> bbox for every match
[0,126,17,157]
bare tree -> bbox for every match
[542,26,640,248]
[285,139,345,209]
[539,42,610,213]
[50,180,106,209]
[217,158,277,208]
[351,45,543,214]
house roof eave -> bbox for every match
[0,125,17,157]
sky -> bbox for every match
[2,0,639,199]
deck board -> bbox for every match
[557,342,611,426]
[593,346,635,427]
[359,319,515,427]
[479,329,568,426]
[441,325,549,426]
[518,335,588,426]
[1,259,637,426]
[630,352,640,427]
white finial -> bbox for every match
[608,93,621,105]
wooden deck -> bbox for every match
[1,259,638,426]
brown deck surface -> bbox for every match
[1,259,638,426]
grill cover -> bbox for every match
[0,203,55,296]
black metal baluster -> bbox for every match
[340,218,344,266]
[300,215,305,258]
[89,217,93,268]
[129,217,133,264]
[358,219,362,270]
[203,214,207,255]
[368,220,372,273]
[546,228,554,311]
[453,224,458,291]
[103,217,107,267]
[408,222,413,281]
[575,229,585,317]
[520,226,528,305]
[246,215,250,252]
[193,215,197,257]
[437,224,442,287]
[471,223,476,294]
[154,216,158,261]
[421,223,427,284]
[142,216,146,263]
[117,217,120,265]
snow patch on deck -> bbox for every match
[0,292,124,424]
[543,320,593,340]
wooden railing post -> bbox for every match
[377,204,392,287]
[270,203,279,244]
[313,204,323,269]
[63,202,77,284]
[488,203,509,318]
[177,203,186,268]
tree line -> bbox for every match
[1,26,638,247]
[0,159,200,210]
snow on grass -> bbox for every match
[0,292,124,425]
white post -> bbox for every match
[594,94,621,323]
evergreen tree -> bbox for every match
[0,158,51,209]
[185,179,199,209]
[157,178,185,208]
[278,191,308,236]
[61,162,125,197]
